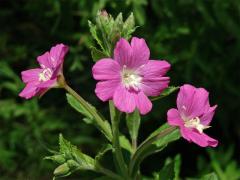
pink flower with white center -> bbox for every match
[167,84,218,147]
[92,37,170,115]
[19,43,69,99]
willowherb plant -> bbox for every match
[19,11,218,180]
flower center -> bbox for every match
[184,117,210,133]
[121,65,142,91]
[39,68,53,82]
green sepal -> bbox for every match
[91,46,107,62]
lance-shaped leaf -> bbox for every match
[66,93,112,141]
[126,110,141,148]
[88,20,105,52]
[151,86,179,101]
[119,135,133,154]
[66,93,132,153]
[129,123,180,178]
[122,13,137,40]
[153,154,181,180]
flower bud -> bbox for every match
[54,163,70,176]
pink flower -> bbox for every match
[167,84,218,147]
[19,43,69,99]
[92,37,170,115]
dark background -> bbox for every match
[0,0,239,179]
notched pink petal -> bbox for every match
[177,84,210,118]
[130,37,150,67]
[114,38,132,67]
[92,58,120,80]
[167,108,183,126]
[113,85,136,113]
[49,43,69,68]
[37,52,51,68]
[135,91,152,115]
[95,80,120,101]
[177,84,196,117]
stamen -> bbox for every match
[121,66,142,91]
[39,68,52,81]
[184,117,210,133]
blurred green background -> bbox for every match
[0,0,239,179]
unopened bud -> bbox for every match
[54,163,70,176]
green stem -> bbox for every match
[129,126,177,177]
[109,101,128,178]
[97,166,123,180]
[64,83,113,141]
[132,138,137,153]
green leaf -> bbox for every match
[174,155,181,180]
[200,172,218,180]
[95,144,112,162]
[126,110,141,145]
[154,154,181,180]
[91,46,107,62]
[88,20,105,52]
[119,135,133,153]
[114,13,123,30]
[153,126,180,148]
[122,12,137,40]
[151,86,179,101]
[129,124,180,178]
[66,93,93,121]
[66,93,112,141]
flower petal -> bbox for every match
[130,37,150,68]
[167,108,183,126]
[177,84,209,119]
[135,91,152,115]
[49,43,69,68]
[92,58,121,80]
[19,83,39,99]
[200,105,217,125]
[95,80,120,101]
[37,52,51,68]
[36,79,57,88]
[141,77,170,96]
[113,85,136,113]
[21,68,42,83]
[139,60,170,78]
[114,38,133,67]
[181,127,218,147]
